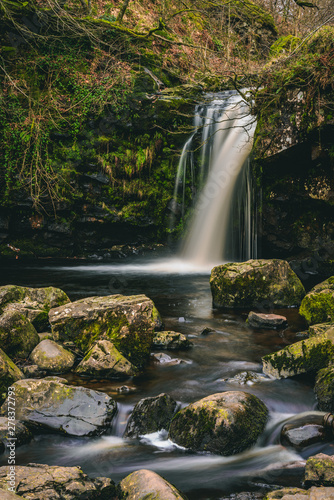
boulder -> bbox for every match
[0,418,32,448]
[168,391,268,455]
[0,379,117,436]
[49,294,162,368]
[152,353,183,365]
[75,339,137,379]
[0,285,70,332]
[210,259,305,309]
[314,366,334,412]
[119,469,186,500]
[0,463,117,499]
[247,311,287,329]
[304,453,334,486]
[29,339,75,374]
[280,423,327,450]
[0,348,24,405]
[224,371,268,385]
[124,393,178,438]
[0,311,39,359]
[152,331,192,350]
[22,365,46,378]
[262,328,334,379]
[299,277,334,326]
[309,323,333,337]
[265,487,334,499]
[0,489,25,500]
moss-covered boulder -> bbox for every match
[262,328,334,379]
[309,323,333,336]
[314,366,334,412]
[124,393,178,438]
[299,278,334,326]
[119,469,186,500]
[75,340,137,379]
[30,340,75,374]
[0,379,117,437]
[305,453,334,487]
[49,294,162,368]
[168,391,268,455]
[152,331,193,350]
[0,285,70,332]
[0,417,32,449]
[210,259,305,309]
[0,310,39,359]
[0,348,24,404]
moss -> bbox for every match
[269,35,301,60]
[299,277,334,325]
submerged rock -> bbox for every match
[224,371,268,385]
[304,453,334,486]
[280,423,327,450]
[0,417,32,448]
[152,353,183,365]
[210,259,305,309]
[299,277,334,326]
[0,348,24,404]
[314,366,334,412]
[75,339,137,379]
[262,328,334,379]
[168,391,268,455]
[247,311,288,329]
[49,294,162,368]
[30,339,75,374]
[152,331,192,350]
[0,379,117,436]
[0,463,117,499]
[120,469,186,500]
[0,310,39,359]
[124,393,178,438]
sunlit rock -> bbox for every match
[120,469,186,500]
[299,277,334,326]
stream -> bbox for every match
[1,256,333,499]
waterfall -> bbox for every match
[174,91,257,266]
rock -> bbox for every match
[250,460,306,489]
[168,391,268,455]
[124,393,178,438]
[49,294,162,368]
[0,311,39,359]
[0,489,25,500]
[0,463,117,499]
[247,311,288,329]
[0,379,117,436]
[210,259,305,309]
[314,366,334,412]
[224,371,268,385]
[265,487,334,499]
[281,423,327,450]
[200,327,215,335]
[304,453,334,486]
[309,323,333,336]
[119,469,186,500]
[0,348,24,405]
[29,340,75,374]
[152,331,192,350]
[0,418,32,448]
[22,365,46,378]
[75,339,137,379]
[299,277,334,326]
[220,494,264,500]
[152,353,183,365]
[262,328,334,379]
[0,285,70,332]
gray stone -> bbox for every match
[22,365,46,378]
[30,340,75,374]
[224,371,268,385]
[152,353,182,365]
[0,418,32,448]
[120,469,186,500]
[152,331,193,350]
[0,348,24,405]
[247,311,287,329]
[0,311,39,359]
[280,423,327,449]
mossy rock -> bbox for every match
[0,310,39,359]
[265,488,308,499]
[269,35,301,60]
[120,469,187,500]
[30,339,76,374]
[168,391,268,455]
[0,418,32,448]
[152,331,193,350]
[262,327,334,379]
[0,348,24,405]
[210,259,305,309]
[299,277,334,326]
[314,366,334,412]
[309,323,333,337]
[305,453,334,486]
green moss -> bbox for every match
[299,277,334,325]
[269,35,301,59]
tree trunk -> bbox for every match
[116,0,131,24]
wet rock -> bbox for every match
[49,294,162,368]
[262,328,334,379]
[0,463,117,499]
[124,393,178,438]
[75,339,137,379]
[168,391,268,455]
[200,327,215,335]
[220,494,264,500]
[224,371,268,385]
[210,259,305,309]
[0,348,24,405]
[304,453,334,486]
[247,311,288,329]
[314,366,334,412]
[280,423,327,450]
[152,331,192,350]
[299,277,334,326]
[0,311,39,359]
[0,379,117,436]
[265,487,334,499]
[250,461,306,489]
[309,323,333,337]
[120,469,186,500]
[152,353,183,365]
[22,365,46,378]
[30,340,75,374]
[0,418,32,448]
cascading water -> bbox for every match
[174,90,258,267]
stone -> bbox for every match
[0,379,117,436]
[224,371,268,385]
[265,487,334,499]
[280,423,327,450]
[152,331,193,350]
[168,391,268,455]
[262,328,334,379]
[29,339,75,374]
[152,353,182,365]
[75,339,137,379]
[120,469,186,500]
[210,259,305,309]
[49,294,162,368]
[0,348,24,405]
[0,418,32,448]
[124,393,178,438]
[309,323,333,337]
[0,310,39,359]
[299,277,334,326]
[247,311,288,329]
[0,463,117,499]
[22,365,46,378]
[250,460,306,490]
[305,453,334,486]
[0,489,25,500]
[314,366,334,412]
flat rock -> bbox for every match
[247,311,288,329]
[0,379,117,437]
[0,348,24,405]
[305,453,334,487]
[152,331,192,350]
[120,469,186,500]
[281,423,327,450]
[299,277,334,326]
[30,340,75,374]
[0,310,39,359]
